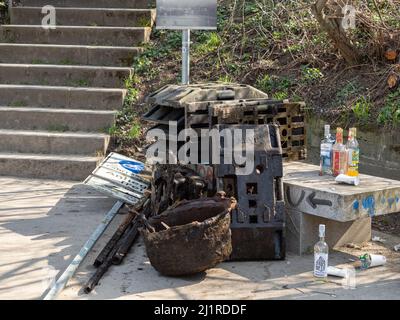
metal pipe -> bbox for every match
[43,201,124,300]
[8,0,12,17]
[182,29,190,85]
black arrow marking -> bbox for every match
[307,192,332,209]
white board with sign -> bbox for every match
[156,0,217,30]
[84,153,151,204]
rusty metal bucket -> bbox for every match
[141,196,234,276]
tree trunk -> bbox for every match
[312,0,362,65]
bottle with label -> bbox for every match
[332,127,347,176]
[314,224,329,278]
[320,125,335,176]
[346,128,360,177]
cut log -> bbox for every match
[387,72,400,89]
[385,49,398,62]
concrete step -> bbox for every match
[16,0,151,9]
[0,63,132,88]
[11,7,156,27]
[0,107,116,132]
[0,130,109,156]
[0,25,151,47]
[0,43,142,67]
[0,152,100,181]
[0,84,125,110]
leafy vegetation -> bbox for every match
[0,1,7,24]
[300,66,324,84]
[116,0,400,154]
[351,96,371,124]
[378,89,400,125]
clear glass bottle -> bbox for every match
[332,127,347,176]
[320,125,335,176]
[346,128,360,177]
[314,224,329,278]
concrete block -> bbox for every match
[284,161,400,222]
[286,208,372,255]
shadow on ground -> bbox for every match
[0,177,116,300]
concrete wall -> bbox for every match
[306,115,400,181]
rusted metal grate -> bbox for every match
[208,100,306,161]
[213,124,286,260]
[143,84,307,161]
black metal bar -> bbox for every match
[93,197,149,267]
[93,212,136,267]
[83,199,152,294]
[111,220,141,265]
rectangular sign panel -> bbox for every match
[156,0,217,30]
[84,153,151,204]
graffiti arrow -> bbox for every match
[286,187,305,208]
[307,192,332,209]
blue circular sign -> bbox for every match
[119,160,145,174]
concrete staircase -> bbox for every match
[0,0,154,180]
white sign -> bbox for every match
[157,0,217,30]
[84,153,151,204]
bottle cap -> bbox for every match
[319,224,326,237]
[336,128,343,142]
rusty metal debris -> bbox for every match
[82,83,305,292]
[215,124,286,260]
[83,193,152,294]
[151,164,208,215]
[143,83,306,161]
[142,84,300,261]
[141,195,236,276]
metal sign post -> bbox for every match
[8,0,12,16]
[182,29,191,85]
[156,0,217,86]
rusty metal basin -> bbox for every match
[141,196,234,276]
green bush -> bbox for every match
[301,66,324,83]
[352,96,371,123]
[378,89,400,125]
